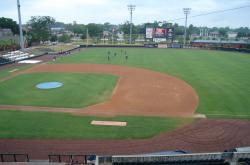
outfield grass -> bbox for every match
[54,48,250,118]
[0,73,117,108]
[0,110,192,139]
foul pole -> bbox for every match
[17,0,24,50]
[127,5,135,44]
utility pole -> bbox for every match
[183,8,191,48]
[127,5,135,44]
[17,0,24,51]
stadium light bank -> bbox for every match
[127,4,136,44]
[183,8,191,48]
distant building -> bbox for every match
[50,27,71,38]
[209,32,219,39]
[190,33,200,40]
[117,31,125,42]
[227,32,238,40]
[0,28,13,38]
[191,40,248,49]
[64,30,74,36]
[199,28,209,37]
[51,27,65,32]
[103,31,111,37]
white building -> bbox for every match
[0,28,13,37]
[209,32,219,39]
[227,32,238,40]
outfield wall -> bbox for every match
[98,152,250,165]
[79,44,158,48]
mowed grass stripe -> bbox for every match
[0,73,118,108]
[54,48,250,118]
[0,110,192,139]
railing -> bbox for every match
[0,153,29,162]
[48,154,95,164]
[98,152,250,165]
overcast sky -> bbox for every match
[1,0,250,28]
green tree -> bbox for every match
[81,33,87,39]
[87,23,103,37]
[136,24,145,34]
[218,28,227,37]
[173,23,184,36]
[50,35,58,42]
[27,16,55,42]
[0,17,19,34]
[235,27,250,38]
[120,22,139,43]
[103,22,112,31]
[121,21,138,34]
[58,34,71,43]
[72,25,85,35]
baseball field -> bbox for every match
[0,48,250,158]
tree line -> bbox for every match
[1,16,250,46]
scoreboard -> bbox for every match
[146,27,173,41]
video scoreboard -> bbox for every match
[146,27,173,42]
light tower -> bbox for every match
[17,0,24,50]
[183,8,191,48]
[127,4,136,44]
[86,28,89,47]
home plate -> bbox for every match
[91,120,127,126]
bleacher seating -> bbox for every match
[0,56,12,65]
[0,50,36,66]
